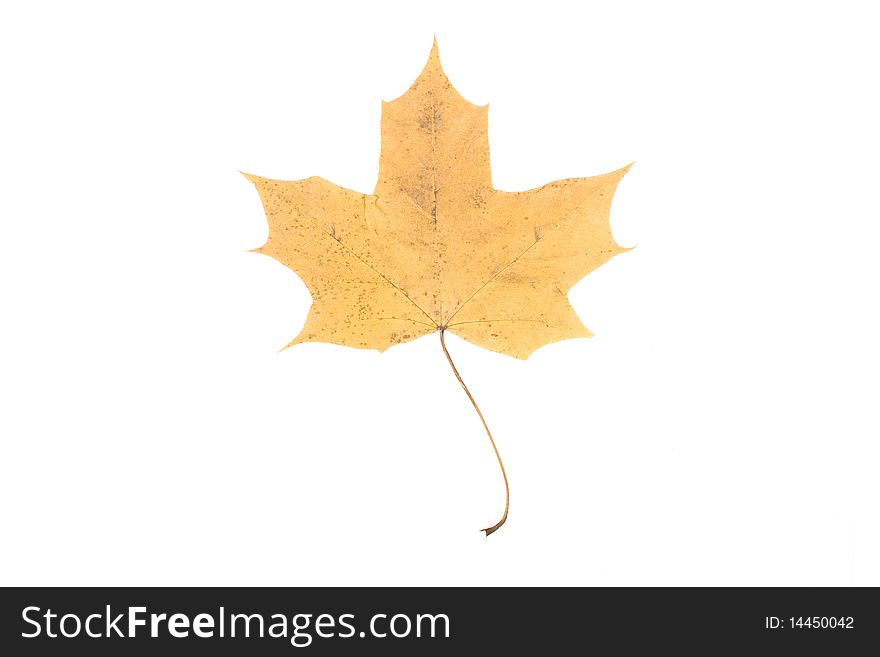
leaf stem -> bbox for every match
[439,328,509,536]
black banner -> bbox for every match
[1,587,877,654]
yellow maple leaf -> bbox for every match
[244,40,631,535]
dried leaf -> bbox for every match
[244,40,632,535]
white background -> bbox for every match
[1,1,878,586]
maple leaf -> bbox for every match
[244,40,631,535]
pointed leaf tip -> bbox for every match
[617,162,634,177]
[426,37,441,68]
